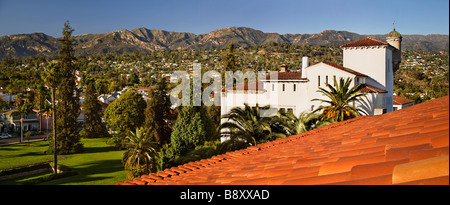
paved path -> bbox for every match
[0,134,50,146]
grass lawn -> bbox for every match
[0,138,127,185]
[0,140,53,169]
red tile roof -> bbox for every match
[265,71,306,80]
[117,95,449,185]
[393,95,415,105]
[358,84,388,93]
[321,62,368,77]
[222,81,264,92]
[339,37,389,48]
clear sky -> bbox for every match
[0,0,448,37]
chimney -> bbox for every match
[280,64,288,72]
[302,56,309,78]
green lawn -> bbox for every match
[0,138,127,185]
[0,140,53,169]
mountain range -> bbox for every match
[0,27,448,60]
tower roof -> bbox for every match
[339,37,389,48]
[387,28,402,38]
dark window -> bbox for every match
[318,76,320,87]
[282,84,285,91]
[293,84,296,91]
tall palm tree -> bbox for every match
[42,62,60,174]
[312,76,367,122]
[221,104,282,150]
[122,127,158,179]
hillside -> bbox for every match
[0,27,448,59]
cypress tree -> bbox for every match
[52,21,83,154]
[80,79,109,138]
[223,43,237,71]
[144,77,173,145]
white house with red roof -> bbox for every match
[221,29,402,121]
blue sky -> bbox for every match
[0,0,448,37]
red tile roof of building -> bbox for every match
[117,95,449,185]
[320,62,368,77]
[358,84,388,93]
[222,81,264,92]
[393,95,415,105]
[339,37,389,48]
[265,71,307,81]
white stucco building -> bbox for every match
[221,30,402,121]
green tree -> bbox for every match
[80,80,109,138]
[0,98,6,110]
[312,76,366,122]
[169,106,208,158]
[122,127,158,179]
[53,20,83,154]
[127,72,140,85]
[143,77,173,145]
[42,62,60,173]
[13,93,32,143]
[33,83,49,132]
[104,89,146,136]
[274,111,334,136]
[223,43,238,72]
[220,104,282,150]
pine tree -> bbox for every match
[80,79,109,138]
[53,21,83,154]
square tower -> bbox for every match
[339,37,397,113]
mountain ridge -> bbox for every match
[0,27,448,59]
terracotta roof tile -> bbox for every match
[222,81,264,91]
[358,84,388,93]
[339,37,389,48]
[392,155,449,184]
[265,71,306,81]
[117,95,449,185]
[393,95,415,105]
[321,62,368,77]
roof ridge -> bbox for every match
[339,37,389,48]
[316,62,368,77]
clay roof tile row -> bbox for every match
[117,95,449,185]
[339,37,390,48]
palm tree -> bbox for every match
[42,62,60,174]
[220,104,283,150]
[274,111,334,136]
[312,76,367,122]
[122,127,158,179]
[33,83,49,132]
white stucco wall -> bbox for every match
[305,62,359,112]
[343,46,388,88]
[343,46,394,112]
